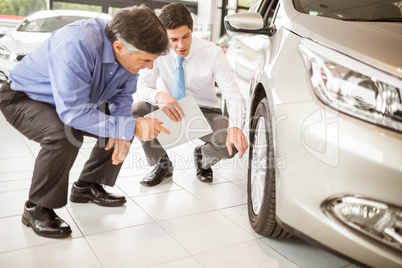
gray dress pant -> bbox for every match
[0,82,123,209]
[132,101,237,169]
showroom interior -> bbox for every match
[1,0,400,267]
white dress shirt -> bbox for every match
[136,37,246,129]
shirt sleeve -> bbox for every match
[47,39,135,141]
[212,49,246,130]
[136,60,162,105]
[108,76,137,141]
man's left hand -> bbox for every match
[105,138,131,165]
[226,127,248,158]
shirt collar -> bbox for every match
[102,23,117,64]
[186,39,195,60]
[103,40,116,64]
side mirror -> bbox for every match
[224,12,275,36]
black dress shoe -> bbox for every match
[194,146,213,182]
[140,154,173,187]
[69,183,126,207]
[21,201,71,238]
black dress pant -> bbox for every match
[132,101,237,169]
[0,82,123,208]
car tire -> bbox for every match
[248,97,292,238]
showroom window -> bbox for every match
[237,0,255,12]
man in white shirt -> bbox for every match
[132,2,248,186]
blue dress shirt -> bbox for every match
[10,18,136,141]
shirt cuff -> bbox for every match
[112,115,136,141]
[227,105,245,130]
[149,90,160,105]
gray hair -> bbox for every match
[105,5,168,55]
[116,34,140,54]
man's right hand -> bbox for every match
[134,117,170,141]
[155,92,185,123]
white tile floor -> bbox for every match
[0,112,362,268]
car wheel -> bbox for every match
[248,97,292,238]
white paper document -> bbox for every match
[144,95,213,150]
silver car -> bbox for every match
[0,9,111,83]
[224,0,402,267]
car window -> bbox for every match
[264,0,279,25]
[18,16,92,33]
[293,0,402,21]
[249,0,264,12]
[250,0,279,25]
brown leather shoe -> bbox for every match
[21,201,71,238]
[194,146,213,182]
[69,183,126,207]
[140,155,173,187]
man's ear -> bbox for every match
[113,40,125,54]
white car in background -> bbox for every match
[0,9,111,83]
[224,0,402,267]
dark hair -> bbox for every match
[105,5,168,55]
[159,2,193,30]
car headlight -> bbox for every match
[0,44,11,59]
[300,39,402,133]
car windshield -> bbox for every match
[17,16,91,33]
[293,0,402,21]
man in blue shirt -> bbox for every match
[0,5,169,238]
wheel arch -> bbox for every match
[249,83,266,130]
[249,81,277,131]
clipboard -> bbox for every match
[144,95,213,150]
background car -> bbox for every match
[224,0,402,267]
[0,9,111,83]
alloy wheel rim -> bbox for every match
[251,116,267,215]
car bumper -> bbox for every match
[275,99,402,267]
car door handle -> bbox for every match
[234,47,242,55]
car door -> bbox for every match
[226,0,279,107]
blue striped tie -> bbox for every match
[172,57,185,100]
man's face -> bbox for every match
[166,25,192,58]
[113,41,159,74]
